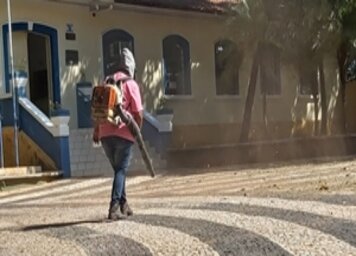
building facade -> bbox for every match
[0,0,348,175]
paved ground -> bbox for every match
[0,158,356,255]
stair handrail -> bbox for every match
[19,98,69,137]
[143,110,172,133]
[18,97,71,177]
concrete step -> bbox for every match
[0,166,42,177]
[69,128,166,177]
[0,170,63,180]
[0,166,62,190]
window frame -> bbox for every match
[259,43,282,97]
[162,34,192,96]
[298,64,319,97]
[214,39,242,97]
[102,29,134,77]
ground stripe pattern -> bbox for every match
[128,165,347,193]
[132,197,356,221]
[130,214,292,255]
[136,208,356,255]
[85,221,219,255]
[45,225,152,256]
[0,230,87,256]
[128,169,353,197]
[0,160,355,255]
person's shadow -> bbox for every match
[21,218,111,231]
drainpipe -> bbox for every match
[6,0,20,166]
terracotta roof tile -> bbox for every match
[114,0,238,14]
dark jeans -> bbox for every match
[101,136,133,208]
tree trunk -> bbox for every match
[319,58,327,135]
[240,43,261,143]
[336,41,347,133]
[311,64,319,136]
[262,90,268,137]
[312,94,319,136]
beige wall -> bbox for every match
[0,0,341,148]
[0,0,236,128]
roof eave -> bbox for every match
[43,0,231,18]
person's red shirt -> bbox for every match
[98,72,143,142]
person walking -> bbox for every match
[93,48,143,220]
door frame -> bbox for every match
[2,22,60,105]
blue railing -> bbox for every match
[142,111,173,155]
[0,97,71,177]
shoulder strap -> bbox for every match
[116,78,135,111]
[115,77,133,90]
[105,76,115,85]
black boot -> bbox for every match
[108,202,126,220]
[120,201,133,216]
